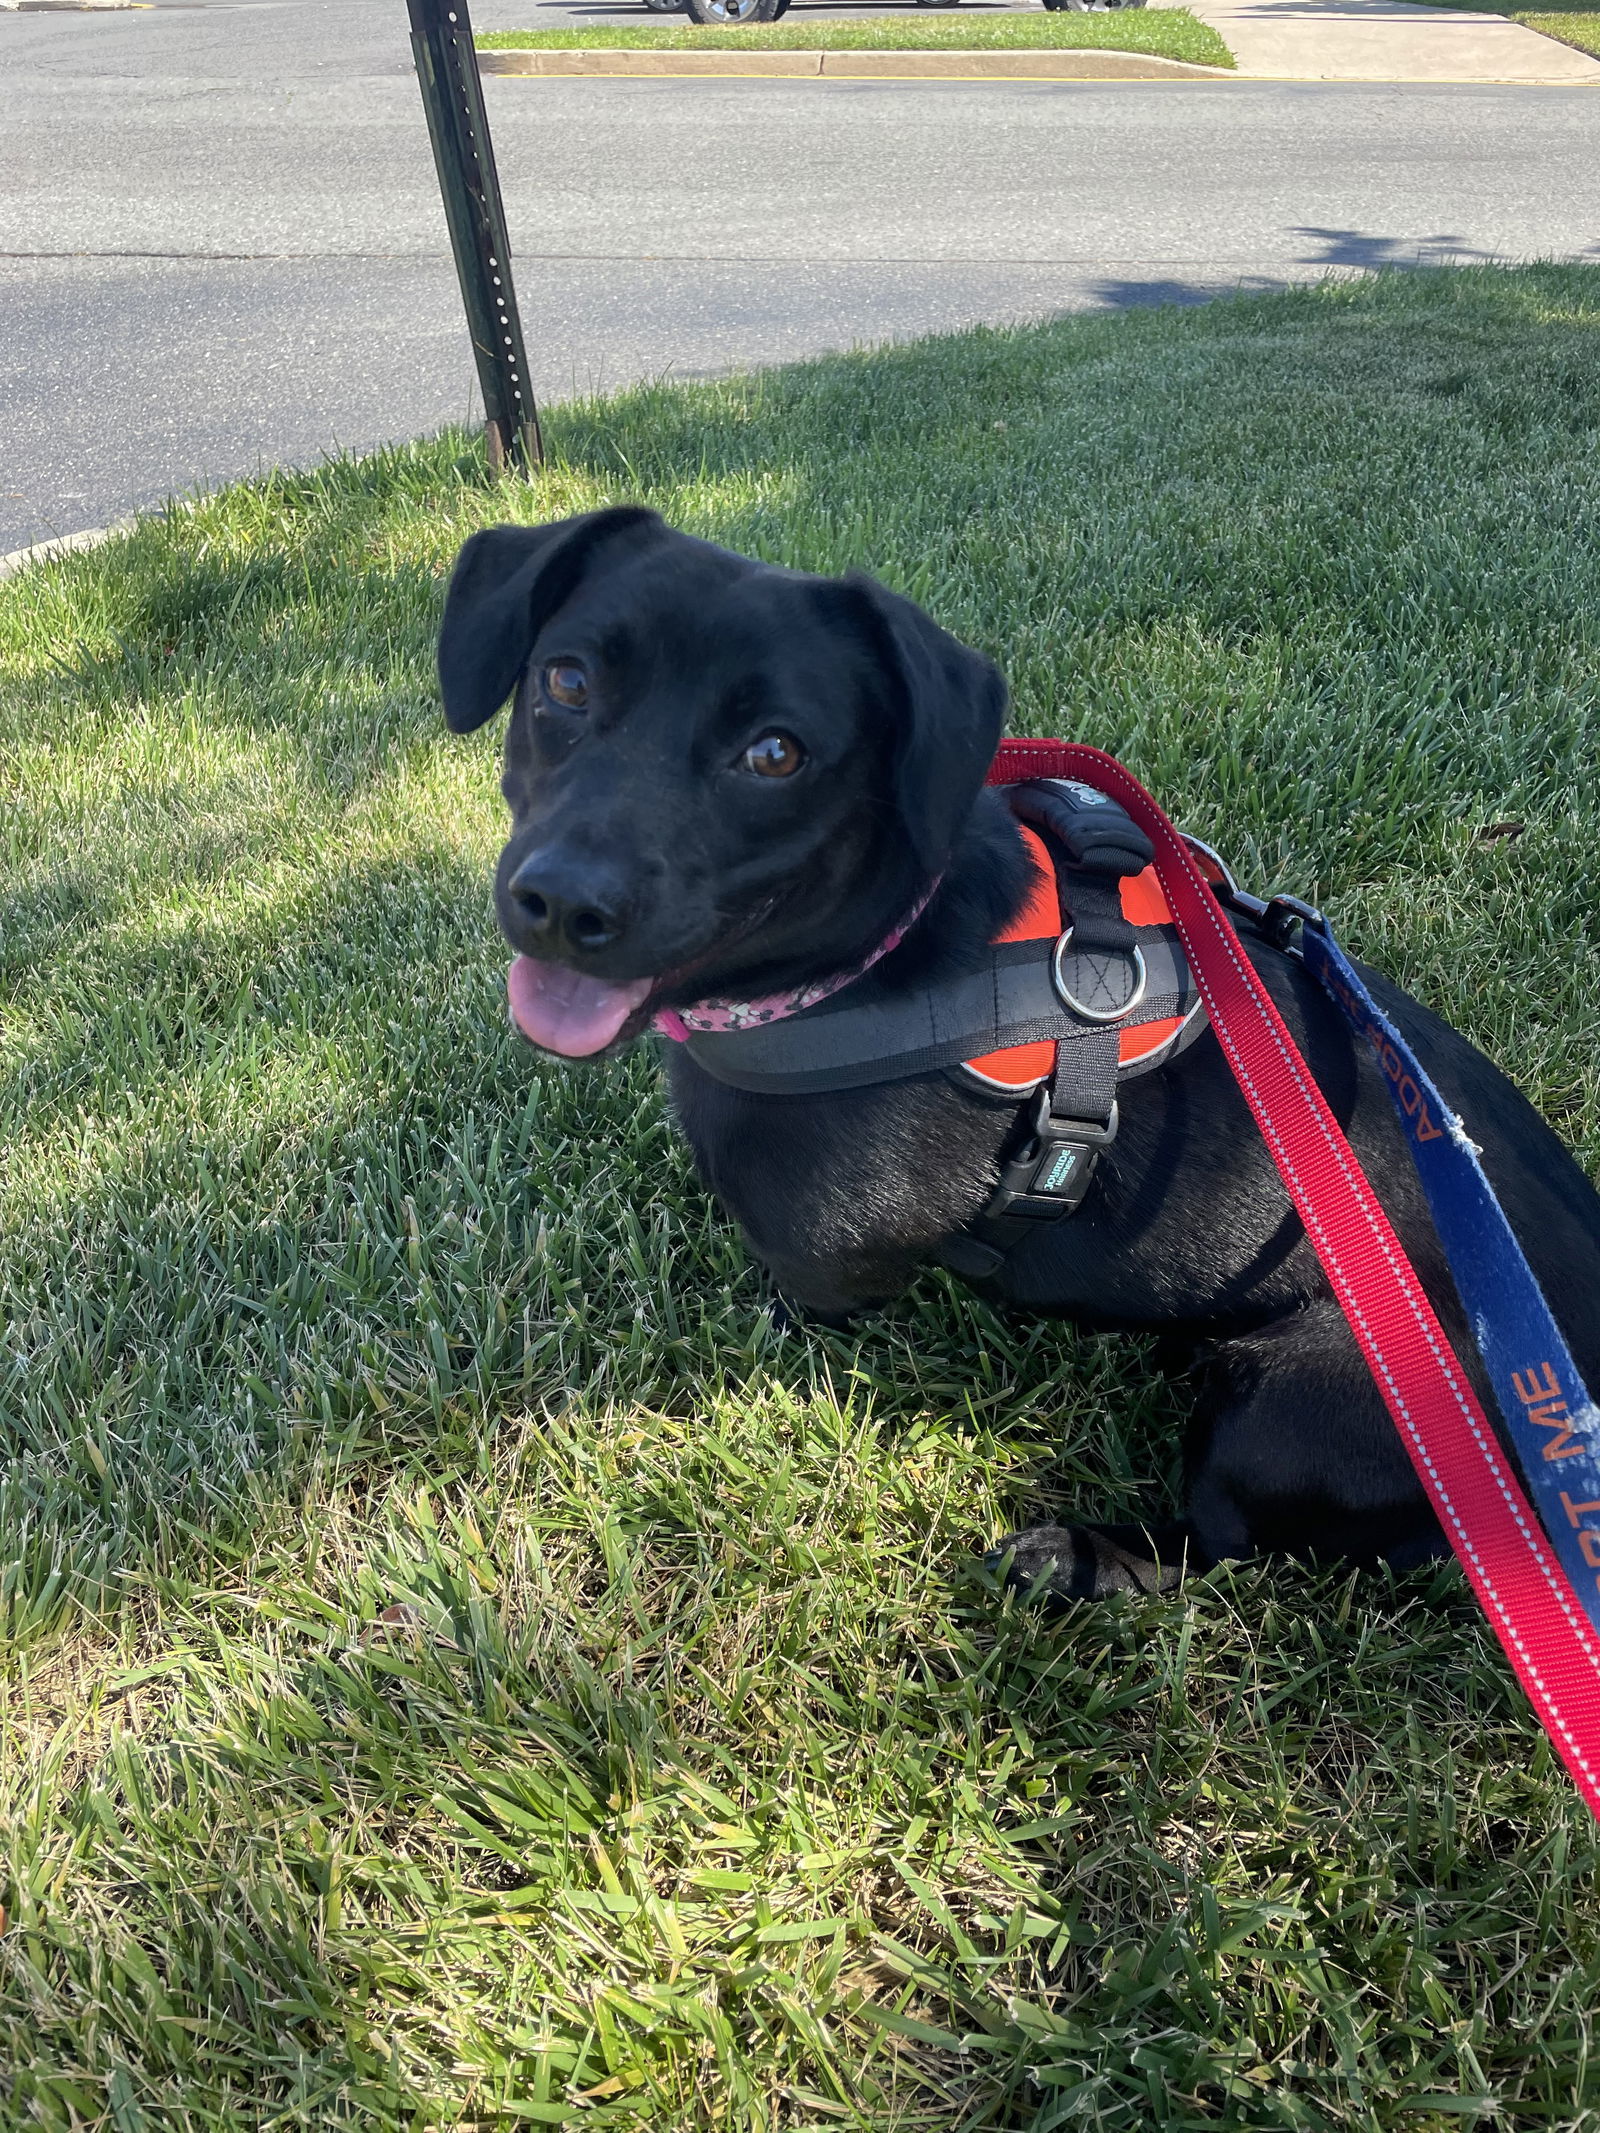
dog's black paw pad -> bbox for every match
[988,1523,1182,1605]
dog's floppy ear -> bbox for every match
[841,572,1007,875]
[437,505,666,733]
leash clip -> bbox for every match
[1181,834,1324,956]
[1260,894,1326,952]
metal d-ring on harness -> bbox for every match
[677,776,1211,1275]
[944,805,1343,1277]
[1054,928,1148,1024]
[939,779,1192,1279]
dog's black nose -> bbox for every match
[507,855,626,954]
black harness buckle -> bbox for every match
[939,1090,1120,1281]
[942,816,1324,1285]
[990,1089,1120,1222]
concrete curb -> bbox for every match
[0,527,119,582]
[478,45,1235,79]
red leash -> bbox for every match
[991,740,1600,1820]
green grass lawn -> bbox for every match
[478,11,1234,64]
[1527,14,1600,52]
[1406,0,1600,58]
[5,266,1600,2128]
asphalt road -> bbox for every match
[3,0,1599,552]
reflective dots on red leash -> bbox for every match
[989,739,1600,1822]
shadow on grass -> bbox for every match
[9,265,1600,1647]
[3,810,1179,1650]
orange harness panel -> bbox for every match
[964,827,1188,1093]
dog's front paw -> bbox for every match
[987,1522,1184,1605]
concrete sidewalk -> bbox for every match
[1169,0,1600,82]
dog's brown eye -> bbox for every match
[742,732,806,779]
[542,660,588,710]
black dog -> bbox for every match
[439,505,1600,1598]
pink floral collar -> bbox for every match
[652,878,942,1043]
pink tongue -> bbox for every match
[507,956,654,1058]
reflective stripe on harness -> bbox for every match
[681,782,1212,1276]
[679,797,1207,1104]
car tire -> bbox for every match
[682,0,782,19]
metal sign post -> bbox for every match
[406,0,542,473]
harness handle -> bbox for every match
[990,740,1600,1824]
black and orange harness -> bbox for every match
[681,779,1209,1276]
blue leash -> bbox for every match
[1291,916,1600,1631]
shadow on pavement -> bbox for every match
[1085,223,1600,310]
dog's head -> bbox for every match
[439,507,1006,1058]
